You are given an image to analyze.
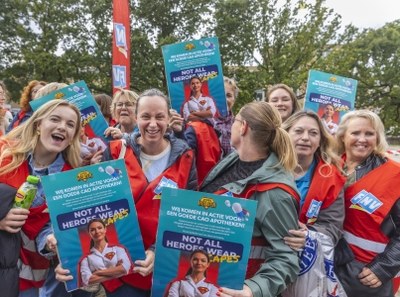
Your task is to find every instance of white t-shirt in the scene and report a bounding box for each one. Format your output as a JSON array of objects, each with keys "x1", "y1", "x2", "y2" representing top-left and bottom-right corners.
[{"x1": 140, "y1": 143, "x2": 171, "y2": 181}]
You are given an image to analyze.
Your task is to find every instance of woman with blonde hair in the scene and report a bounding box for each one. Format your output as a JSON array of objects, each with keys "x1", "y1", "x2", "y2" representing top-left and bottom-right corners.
[
  {"x1": 105, "y1": 89, "x2": 139, "y2": 140},
  {"x1": 34, "y1": 82, "x2": 68, "y2": 100},
  {"x1": 200, "y1": 101, "x2": 300, "y2": 297},
  {"x1": 282, "y1": 110, "x2": 346, "y2": 297},
  {"x1": 8, "y1": 80, "x2": 47, "y2": 131},
  {"x1": 0, "y1": 99, "x2": 90, "y2": 297},
  {"x1": 335, "y1": 110, "x2": 400, "y2": 297}
]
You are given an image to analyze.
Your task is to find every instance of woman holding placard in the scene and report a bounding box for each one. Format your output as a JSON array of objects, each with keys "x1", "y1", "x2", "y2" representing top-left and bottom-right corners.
[{"x1": 0, "y1": 99, "x2": 89, "y2": 297}]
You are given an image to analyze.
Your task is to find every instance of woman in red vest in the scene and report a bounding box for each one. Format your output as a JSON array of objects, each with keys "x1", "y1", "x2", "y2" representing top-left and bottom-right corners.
[
  {"x1": 334, "y1": 110, "x2": 400, "y2": 297},
  {"x1": 0, "y1": 100, "x2": 86, "y2": 297},
  {"x1": 282, "y1": 110, "x2": 346, "y2": 297},
  {"x1": 200, "y1": 101, "x2": 300, "y2": 297},
  {"x1": 56, "y1": 88, "x2": 197, "y2": 297}
]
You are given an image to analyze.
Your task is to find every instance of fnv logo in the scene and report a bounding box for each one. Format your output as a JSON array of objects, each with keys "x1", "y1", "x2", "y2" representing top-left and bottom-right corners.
[
  {"x1": 350, "y1": 190, "x2": 382, "y2": 214},
  {"x1": 298, "y1": 235, "x2": 318, "y2": 275},
  {"x1": 306, "y1": 199, "x2": 322, "y2": 224},
  {"x1": 112, "y1": 65, "x2": 127, "y2": 88}
]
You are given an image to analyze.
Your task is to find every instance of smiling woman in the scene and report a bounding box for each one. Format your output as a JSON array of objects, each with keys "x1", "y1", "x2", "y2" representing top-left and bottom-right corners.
[
  {"x1": 55, "y1": 88, "x2": 197, "y2": 297},
  {"x1": 0, "y1": 99, "x2": 87, "y2": 297},
  {"x1": 334, "y1": 110, "x2": 400, "y2": 297},
  {"x1": 105, "y1": 89, "x2": 139, "y2": 139},
  {"x1": 79, "y1": 219, "x2": 131, "y2": 288},
  {"x1": 266, "y1": 83, "x2": 301, "y2": 123}
]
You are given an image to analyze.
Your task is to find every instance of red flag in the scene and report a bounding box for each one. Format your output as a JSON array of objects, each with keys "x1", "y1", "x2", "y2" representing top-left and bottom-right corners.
[{"x1": 112, "y1": 0, "x2": 130, "y2": 93}]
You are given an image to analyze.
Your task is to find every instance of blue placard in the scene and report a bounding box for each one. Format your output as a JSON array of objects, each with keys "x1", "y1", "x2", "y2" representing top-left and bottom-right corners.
[
  {"x1": 152, "y1": 188, "x2": 257, "y2": 297},
  {"x1": 30, "y1": 81, "x2": 110, "y2": 143},
  {"x1": 304, "y1": 70, "x2": 358, "y2": 126},
  {"x1": 162, "y1": 37, "x2": 228, "y2": 118},
  {"x1": 41, "y1": 159, "x2": 145, "y2": 291}
]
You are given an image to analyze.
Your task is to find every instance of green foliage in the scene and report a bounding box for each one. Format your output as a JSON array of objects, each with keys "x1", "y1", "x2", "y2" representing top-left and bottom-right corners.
[
  {"x1": 0, "y1": 0, "x2": 113, "y2": 101},
  {"x1": 214, "y1": 0, "x2": 341, "y2": 100},
  {"x1": 0, "y1": 0, "x2": 399, "y2": 134},
  {"x1": 323, "y1": 21, "x2": 400, "y2": 134}
]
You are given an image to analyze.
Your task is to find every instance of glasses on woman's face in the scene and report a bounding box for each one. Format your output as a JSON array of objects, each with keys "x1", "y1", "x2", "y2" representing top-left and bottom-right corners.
[{"x1": 115, "y1": 101, "x2": 134, "y2": 109}]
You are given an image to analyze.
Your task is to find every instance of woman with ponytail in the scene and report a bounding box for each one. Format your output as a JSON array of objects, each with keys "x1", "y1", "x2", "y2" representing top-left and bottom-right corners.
[{"x1": 200, "y1": 101, "x2": 300, "y2": 297}]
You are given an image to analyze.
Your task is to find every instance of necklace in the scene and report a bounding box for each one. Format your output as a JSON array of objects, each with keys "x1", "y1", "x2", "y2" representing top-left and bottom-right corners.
[{"x1": 33, "y1": 157, "x2": 53, "y2": 168}]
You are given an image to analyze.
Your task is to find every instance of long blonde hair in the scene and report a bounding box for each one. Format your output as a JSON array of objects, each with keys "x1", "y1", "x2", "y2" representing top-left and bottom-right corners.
[
  {"x1": 239, "y1": 101, "x2": 297, "y2": 171},
  {"x1": 0, "y1": 100, "x2": 82, "y2": 174}
]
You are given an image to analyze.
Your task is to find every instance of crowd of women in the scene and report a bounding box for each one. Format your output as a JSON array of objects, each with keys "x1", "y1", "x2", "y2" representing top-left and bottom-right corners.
[{"x1": 0, "y1": 78, "x2": 399, "y2": 297}]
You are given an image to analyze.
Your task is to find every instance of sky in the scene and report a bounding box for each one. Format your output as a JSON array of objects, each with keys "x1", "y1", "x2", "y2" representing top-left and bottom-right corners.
[{"x1": 324, "y1": 0, "x2": 400, "y2": 29}]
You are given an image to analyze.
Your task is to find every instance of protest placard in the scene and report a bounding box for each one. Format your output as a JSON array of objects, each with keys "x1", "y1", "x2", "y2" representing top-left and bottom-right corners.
[
  {"x1": 304, "y1": 70, "x2": 358, "y2": 134},
  {"x1": 152, "y1": 188, "x2": 257, "y2": 297},
  {"x1": 41, "y1": 159, "x2": 145, "y2": 291},
  {"x1": 30, "y1": 80, "x2": 110, "y2": 143},
  {"x1": 162, "y1": 37, "x2": 228, "y2": 119}
]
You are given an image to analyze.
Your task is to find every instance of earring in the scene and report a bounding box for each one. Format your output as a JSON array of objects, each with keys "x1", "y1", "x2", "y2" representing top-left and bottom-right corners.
[{"x1": 36, "y1": 129, "x2": 40, "y2": 136}]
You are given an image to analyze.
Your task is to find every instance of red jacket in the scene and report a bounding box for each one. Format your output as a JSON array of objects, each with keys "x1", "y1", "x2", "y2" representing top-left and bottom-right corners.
[
  {"x1": 343, "y1": 160, "x2": 400, "y2": 263},
  {"x1": 187, "y1": 121, "x2": 221, "y2": 185}
]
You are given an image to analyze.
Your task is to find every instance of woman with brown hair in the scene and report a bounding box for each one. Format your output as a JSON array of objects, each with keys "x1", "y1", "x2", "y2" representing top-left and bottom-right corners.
[
  {"x1": 168, "y1": 250, "x2": 218, "y2": 297},
  {"x1": 266, "y1": 83, "x2": 301, "y2": 123}
]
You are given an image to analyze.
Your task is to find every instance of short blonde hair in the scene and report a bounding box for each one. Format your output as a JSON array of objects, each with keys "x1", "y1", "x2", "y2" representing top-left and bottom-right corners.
[
  {"x1": 224, "y1": 76, "x2": 239, "y2": 98},
  {"x1": 336, "y1": 109, "x2": 388, "y2": 157},
  {"x1": 111, "y1": 89, "x2": 139, "y2": 118}
]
